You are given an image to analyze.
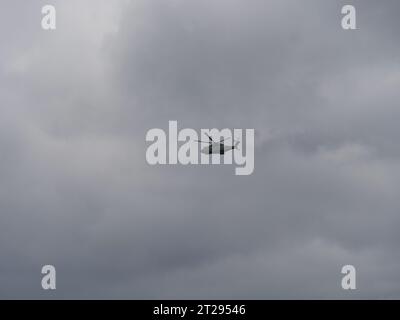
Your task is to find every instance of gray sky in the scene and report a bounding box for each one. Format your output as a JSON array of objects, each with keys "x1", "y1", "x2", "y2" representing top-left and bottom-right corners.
[{"x1": 1, "y1": 0, "x2": 400, "y2": 299}]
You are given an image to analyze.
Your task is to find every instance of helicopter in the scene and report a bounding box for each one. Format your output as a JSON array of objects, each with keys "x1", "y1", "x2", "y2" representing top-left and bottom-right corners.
[{"x1": 195, "y1": 133, "x2": 240, "y2": 155}]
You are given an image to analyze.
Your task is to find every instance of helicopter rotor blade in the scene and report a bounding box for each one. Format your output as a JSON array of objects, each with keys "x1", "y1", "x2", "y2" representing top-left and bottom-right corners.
[
  {"x1": 204, "y1": 133, "x2": 214, "y2": 142},
  {"x1": 219, "y1": 137, "x2": 231, "y2": 143},
  {"x1": 194, "y1": 140, "x2": 211, "y2": 144}
]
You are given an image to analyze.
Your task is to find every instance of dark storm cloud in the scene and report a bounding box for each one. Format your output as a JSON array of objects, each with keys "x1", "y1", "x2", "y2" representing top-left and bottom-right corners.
[{"x1": 1, "y1": 0, "x2": 400, "y2": 299}]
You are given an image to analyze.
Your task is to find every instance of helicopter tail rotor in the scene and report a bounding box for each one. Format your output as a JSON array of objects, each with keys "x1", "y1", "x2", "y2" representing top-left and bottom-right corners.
[{"x1": 233, "y1": 140, "x2": 240, "y2": 150}]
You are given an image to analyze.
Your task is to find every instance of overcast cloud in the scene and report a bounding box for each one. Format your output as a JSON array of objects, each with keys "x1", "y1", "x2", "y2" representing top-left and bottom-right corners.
[{"x1": 1, "y1": 0, "x2": 400, "y2": 299}]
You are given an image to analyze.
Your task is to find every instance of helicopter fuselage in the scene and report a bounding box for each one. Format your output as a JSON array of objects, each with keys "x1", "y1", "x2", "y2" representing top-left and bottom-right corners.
[{"x1": 201, "y1": 143, "x2": 235, "y2": 154}]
